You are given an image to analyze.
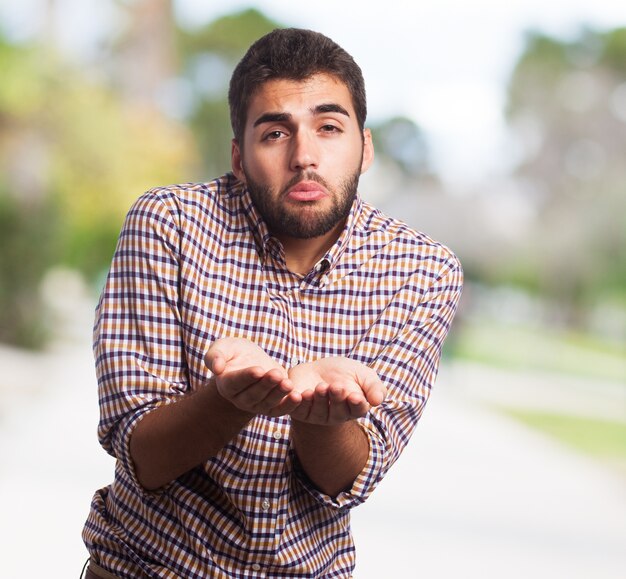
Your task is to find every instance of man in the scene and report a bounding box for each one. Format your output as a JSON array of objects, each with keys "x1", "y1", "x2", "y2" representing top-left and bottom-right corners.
[{"x1": 82, "y1": 28, "x2": 463, "y2": 578}]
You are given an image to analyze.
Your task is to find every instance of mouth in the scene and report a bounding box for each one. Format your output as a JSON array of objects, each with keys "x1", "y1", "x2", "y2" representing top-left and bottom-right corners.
[{"x1": 285, "y1": 180, "x2": 328, "y2": 202}]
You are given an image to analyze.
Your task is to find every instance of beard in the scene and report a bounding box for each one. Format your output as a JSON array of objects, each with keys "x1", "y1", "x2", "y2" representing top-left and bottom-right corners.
[{"x1": 243, "y1": 168, "x2": 361, "y2": 239}]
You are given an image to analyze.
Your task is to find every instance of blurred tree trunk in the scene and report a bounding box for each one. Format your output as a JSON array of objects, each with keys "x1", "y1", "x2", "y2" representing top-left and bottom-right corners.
[{"x1": 115, "y1": 0, "x2": 177, "y2": 105}]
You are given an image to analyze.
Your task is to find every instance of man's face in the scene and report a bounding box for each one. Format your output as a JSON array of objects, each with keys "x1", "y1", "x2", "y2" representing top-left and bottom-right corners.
[{"x1": 231, "y1": 73, "x2": 373, "y2": 241}]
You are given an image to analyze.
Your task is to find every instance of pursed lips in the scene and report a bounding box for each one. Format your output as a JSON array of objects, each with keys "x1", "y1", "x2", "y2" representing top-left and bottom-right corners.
[{"x1": 285, "y1": 180, "x2": 328, "y2": 202}]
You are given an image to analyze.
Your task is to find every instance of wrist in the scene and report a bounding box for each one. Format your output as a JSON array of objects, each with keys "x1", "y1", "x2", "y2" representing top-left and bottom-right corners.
[{"x1": 290, "y1": 418, "x2": 352, "y2": 436}]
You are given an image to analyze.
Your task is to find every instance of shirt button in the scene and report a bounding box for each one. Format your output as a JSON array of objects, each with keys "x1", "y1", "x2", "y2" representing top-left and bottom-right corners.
[
  {"x1": 261, "y1": 499, "x2": 271, "y2": 512},
  {"x1": 251, "y1": 563, "x2": 261, "y2": 571},
  {"x1": 290, "y1": 357, "x2": 299, "y2": 367},
  {"x1": 273, "y1": 430, "x2": 282, "y2": 440}
]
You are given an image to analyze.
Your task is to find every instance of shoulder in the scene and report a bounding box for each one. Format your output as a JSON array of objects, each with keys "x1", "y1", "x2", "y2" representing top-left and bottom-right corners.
[
  {"x1": 357, "y1": 201, "x2": 462, "y2": 276},
  {"x1": 130, "y1": 173, "x2": 244, "y2": 220}
]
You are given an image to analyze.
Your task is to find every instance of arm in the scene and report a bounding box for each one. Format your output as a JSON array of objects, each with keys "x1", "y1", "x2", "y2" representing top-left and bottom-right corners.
[
  {"x1": 93, "y1": 191, "x2": 302, "y2": 491},
  {"x1": 289, "y1": 254, "x2": 463, "y2": 500},
  {"x1": 130, "y1": 338, "x2": 302, "y2": 490},
  {"x1": 288, "y1": 358, "x2": 386, "y2": 497},
  {"x1": 290, "y1": 419, "x2": 370, "y2": 497},
  {"x1": 130, "y1": 377, "x2": 253, "y2": 490}
]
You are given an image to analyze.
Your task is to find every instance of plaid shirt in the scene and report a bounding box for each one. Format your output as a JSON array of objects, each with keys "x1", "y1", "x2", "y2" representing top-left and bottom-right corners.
[{"x1": 83, "y1": 173, "x2": 463, "y2": 578}]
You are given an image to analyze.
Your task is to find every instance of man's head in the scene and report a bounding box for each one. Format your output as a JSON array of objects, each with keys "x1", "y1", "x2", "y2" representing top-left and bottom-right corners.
[
  {"x1": 229, "y1": 29, "x2": 373, "y2": 246},
  {"x1": 228, "y1": 28, "x2": 367, "y2": 145}
]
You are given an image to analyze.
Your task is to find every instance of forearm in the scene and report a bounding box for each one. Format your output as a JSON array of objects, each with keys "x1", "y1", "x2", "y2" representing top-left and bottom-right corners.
[
  {"x1": 130, "y1": 378, "x2": 254, "y2": 490},
  {"x1": 290, "y1": 419, "x2": 369, "y2": 497}
]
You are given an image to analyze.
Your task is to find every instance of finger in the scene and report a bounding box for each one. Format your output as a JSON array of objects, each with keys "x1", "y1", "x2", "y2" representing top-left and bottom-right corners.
[
  {"x1": 266, "y1": 390, "x2": 303, "y2": 417},
  {"x1": 328, "y1": 385, "x2": 351, "y2": 423},
  {"x1": 346, "y1": 394, "x2": 371, "y2": 419},
  {"x1": 359, "y1": 372, "x2": 386, "y2": 406},
  {"x1": 306, "y1": 383, "x2": 330, "y2": 424},
  {"x1": 204, "y1": 347, "x2": 227, "y2": 374},
  {"x1": 216, "y1": 365, "x2": 266, "y2": 397},
  {"x1": 255, "y1": 377, "x2": 295, "y2": 409},
  {"x1": 327, "y1": 385, "x2": 369, "y2": 422},
  {"x1": 233, "y1": 369, "x2": 289, "y2": 406},
  {"x1": 290, "y1": 390, "x2": 314, "y2": 421}
]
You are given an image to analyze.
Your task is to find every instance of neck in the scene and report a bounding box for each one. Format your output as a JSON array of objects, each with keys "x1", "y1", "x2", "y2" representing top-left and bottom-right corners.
[{"x1": 277, "y1": 220, "x2": 344, "y2": 275}]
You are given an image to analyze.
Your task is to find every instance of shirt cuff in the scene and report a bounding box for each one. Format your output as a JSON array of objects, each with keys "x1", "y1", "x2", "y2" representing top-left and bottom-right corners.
[
  {"x1": 110, "y1": 400, "x2": 174, "y2": 498},
  {"x1": 291, "y1": 417, "x2": 387, "y2": 511}
]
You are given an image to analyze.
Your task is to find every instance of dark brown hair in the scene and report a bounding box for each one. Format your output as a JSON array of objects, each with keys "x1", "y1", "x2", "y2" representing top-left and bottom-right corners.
[{"x1": 228, "y1": 28, "x2": 367, "y2": 143}]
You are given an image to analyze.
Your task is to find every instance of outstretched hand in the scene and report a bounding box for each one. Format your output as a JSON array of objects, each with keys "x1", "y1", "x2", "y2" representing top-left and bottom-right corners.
[
  {"x1": 204, "y1": 338, "x2": 301, "y2": 416},
  {"x1": 288, "y1": 357, "x2": 386, "y2": 425}
]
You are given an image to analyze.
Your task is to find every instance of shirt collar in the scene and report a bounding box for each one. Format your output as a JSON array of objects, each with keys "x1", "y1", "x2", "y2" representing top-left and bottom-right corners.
[
  {"x1": 232, "y1": 177, "x2": 274, "y2": 258},
  {"x1": 318, "y1": 194, "x2": 363, "y2": 274}
]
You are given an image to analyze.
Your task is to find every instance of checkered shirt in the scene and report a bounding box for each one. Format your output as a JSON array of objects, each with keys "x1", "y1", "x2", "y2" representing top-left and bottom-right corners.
[{"x1": 82, "y1": 173, "x2": 463, "y2": 578}]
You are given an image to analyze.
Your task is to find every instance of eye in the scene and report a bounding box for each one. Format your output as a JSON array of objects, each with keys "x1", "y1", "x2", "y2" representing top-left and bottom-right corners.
[
  {"x1": 263, "y1": 130, "x2": 286, "y2": 141},
  {"x1": 320, "y1": 124, "x2": 342, "y2": 133}
]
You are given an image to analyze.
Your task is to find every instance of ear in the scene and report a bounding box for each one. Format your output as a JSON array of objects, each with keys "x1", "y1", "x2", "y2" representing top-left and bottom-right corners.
[
  {"x1": 231, "y1": 139, "x2": 246, "y2": 182},
  {"x1": 360, "y1": 128, "x2": 374, "y2": 174}
]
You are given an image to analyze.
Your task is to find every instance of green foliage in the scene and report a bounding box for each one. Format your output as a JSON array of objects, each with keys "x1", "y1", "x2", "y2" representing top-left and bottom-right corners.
[
  {"x1": 503, "y1": 27, "x2": 626, "y2": 324},
  {"x1": 179, "y1": 8, "x2": 280, "y2": 59},
  {"x1": 602, "y1": 27, "x2": 626, "y2": 73},
  {"x1": 0, "y1": 32, "x2": 196, "y2": 347},
  {"x1": 0, "y1": 40, "x2": 58, "y2": 347},
  {"x1": 0, "y1": 7, "x2": 285, "y2": 348},
  {"x1": 178, "y1": 9, "x2": 283, "y2": 177},
  {"x1": 0, "y1": 190, "x2": 60, "y2": 348},
  {"x1": 370, "y1": 116, "x2": 431, "y2": 177}
]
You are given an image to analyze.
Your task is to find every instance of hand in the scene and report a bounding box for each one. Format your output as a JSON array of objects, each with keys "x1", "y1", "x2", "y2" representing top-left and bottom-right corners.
[
  {"x1": 204, "y1": 338, "x2": 301, "y2": 416},
  {"x1": 288, "y1": 357, "x2": 386, "y2": 425}
]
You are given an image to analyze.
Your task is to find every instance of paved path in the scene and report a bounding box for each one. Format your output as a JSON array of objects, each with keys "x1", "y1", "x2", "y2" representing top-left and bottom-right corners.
[
  {"x1": 1, "y1": 342, "x2": 624, "y2": 578},
  {"x1": 352, "y1": 363, "x2": 626, "y2": 578}
]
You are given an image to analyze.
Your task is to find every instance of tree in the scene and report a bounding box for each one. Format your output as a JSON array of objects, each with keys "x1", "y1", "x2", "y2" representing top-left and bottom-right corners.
[
  {"x1": 0, "y1": 32, "x2": 196, "y2": 347},
  {"x1": 504, "y1": 27, "x2": 626, "y2": 326},
  {"x1": 177, "y1": 8, "x2": 283, "y2": 178},
  {"x1": 370, "y1": 116, "x2": 432, "y2": 178}
]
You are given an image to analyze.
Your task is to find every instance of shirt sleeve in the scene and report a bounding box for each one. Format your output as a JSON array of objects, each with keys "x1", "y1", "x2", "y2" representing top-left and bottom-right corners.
[
  {"x1": 93, "y1": 189, "x2": 189, "y2": 492},
  {"x1": 296, "y1": 251, "x2": 463, "y2": 510}
]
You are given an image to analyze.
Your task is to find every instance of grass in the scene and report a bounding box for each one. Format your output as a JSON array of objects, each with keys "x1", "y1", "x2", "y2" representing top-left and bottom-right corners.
[
  {"x1": 502, "y1": 408, "x2": 626, "y2": 474},
  {"x1": 448, "y1": 318, "x2": 626, "y2": 475},
  {"x1": 450, "y1": 319, "x2": 626, "y2": 384}
]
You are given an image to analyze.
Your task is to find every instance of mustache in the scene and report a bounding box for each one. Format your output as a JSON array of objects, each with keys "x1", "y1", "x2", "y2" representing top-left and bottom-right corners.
[{"x1": 280, "y1": 171, "x2": 330, "y2": 196}]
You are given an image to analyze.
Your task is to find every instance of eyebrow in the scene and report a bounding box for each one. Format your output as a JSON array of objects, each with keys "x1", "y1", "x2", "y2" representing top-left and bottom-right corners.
[
  {"x1": 253, "y1": 112, "x2": 292, "y2": 127},
  {"x1": 252, "y1": 103, "x2": 351, "y2": 128},
  {"x1": 315, "y1": 103, "x2": 350, "y2": 117}
]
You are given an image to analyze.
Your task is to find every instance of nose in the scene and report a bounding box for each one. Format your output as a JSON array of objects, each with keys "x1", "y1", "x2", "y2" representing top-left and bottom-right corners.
[{"x1": 289, "y1": 130, "x2": 319, "y2": 172}]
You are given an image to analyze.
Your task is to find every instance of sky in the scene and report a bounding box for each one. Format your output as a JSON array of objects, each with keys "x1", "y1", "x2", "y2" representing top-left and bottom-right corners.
[
  {"x1": 176, "y1": 1, "x2": 626, "y2": 184},
  {"x1": 2, "y1": 0, "x2": 626, "y2": 184}
]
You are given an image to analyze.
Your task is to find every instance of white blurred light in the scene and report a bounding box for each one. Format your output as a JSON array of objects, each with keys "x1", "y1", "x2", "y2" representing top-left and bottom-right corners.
[
  {"x1": 155, "y1": 77, "x2": 196, "y2": 120},
  {"x1": 563, "y1": 139, "x2": 607, "y2": 181},
  {"x1": 511, "y1": 112, "x2": 545, "y2": 163},
  {"x1": 408, "y1": 81, "x2": 506, "y2": 184},
  {"x1": 190, "y1": 53, "x2": 231, "y2": 98},
  {"x1": 557, "y1": 71, "x2": 599, "y2": 113},
  {"x1": 609, "y1": 82, "x2": 626, "y2": 122}
]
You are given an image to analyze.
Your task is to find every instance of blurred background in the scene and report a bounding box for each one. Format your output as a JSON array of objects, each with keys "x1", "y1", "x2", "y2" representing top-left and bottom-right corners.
[{"x1": 0, "y1": 1, "x2": 624, "y2": 577}]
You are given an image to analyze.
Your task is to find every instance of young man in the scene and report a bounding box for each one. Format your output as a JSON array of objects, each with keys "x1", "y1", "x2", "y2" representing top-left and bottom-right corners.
[{"x1": 82, "y1": 28, "x2": 463, "y2": 578}]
